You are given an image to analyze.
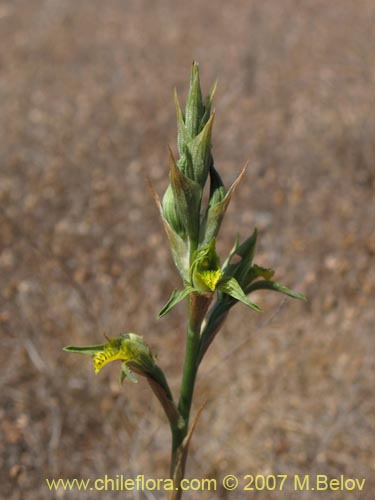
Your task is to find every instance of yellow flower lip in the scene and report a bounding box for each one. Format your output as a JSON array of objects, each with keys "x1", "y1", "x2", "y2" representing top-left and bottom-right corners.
[
  {"x1": 93, "y1": 347, "x2": 126, "y2": 374},
  {"x1": 199, "y1": 269, "x2": 222, "y2": 291}
]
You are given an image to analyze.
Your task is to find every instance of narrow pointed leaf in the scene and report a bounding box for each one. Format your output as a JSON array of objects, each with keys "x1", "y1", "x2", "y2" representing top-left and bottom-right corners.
[
  {"x1": 217, "y1": 276, "x2": 262, "y2": 312},
  {"x1": 158, "y1": 286, "x2": 195, "y2": 318},
  {"x1": 245, "y1": 280, "x2": 307, "y2": 301}
]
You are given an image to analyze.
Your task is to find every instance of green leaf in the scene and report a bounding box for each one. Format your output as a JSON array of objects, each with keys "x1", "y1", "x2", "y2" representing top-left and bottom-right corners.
[
  {"x1": 217, "y1": 276, "x2": 262, "y2": 312},
  {"x1": 200, "y1": 162, "x2": 248, "y2": 245},
  {"x1": 245, "y1": 280, "x2": 307, "y2": 301},
  {"x1": 168, "y1": 147, "x2": 202, "y2": 244},
  {"x1": 158, "y1": 286, "x2": 195, "y2": 318}
]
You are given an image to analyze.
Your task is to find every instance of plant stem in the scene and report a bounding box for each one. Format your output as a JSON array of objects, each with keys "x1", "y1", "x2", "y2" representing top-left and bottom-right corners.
[{"x1": 168, "y1": 292, "x2": 211, "y2": 498}]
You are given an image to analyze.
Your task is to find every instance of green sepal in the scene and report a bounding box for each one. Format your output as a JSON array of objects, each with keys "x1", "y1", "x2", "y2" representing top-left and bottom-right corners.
[
  {"x1": 63, "y1": 344, "x2": 106, "y2": 355},
  {"x1": 245, "y1": 280, "x2": 307, "y2": 301},
  {"x1": 217, "y1": 276, "x2": 262, "y2": 312},
  {"x1": 158, "y1": 285, "x2": 195, "y2": 318},
  {"x1": 168, "y1": 147, "x2": 202, "y2": 244},
  {"x1": 200, "y1": 163, "x2": 248, "y2": 245}
]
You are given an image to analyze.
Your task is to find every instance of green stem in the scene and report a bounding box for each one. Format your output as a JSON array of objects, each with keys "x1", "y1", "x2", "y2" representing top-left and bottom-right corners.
[{"x1": 168, "y1": 292, "x2": 211, "y2": 497}]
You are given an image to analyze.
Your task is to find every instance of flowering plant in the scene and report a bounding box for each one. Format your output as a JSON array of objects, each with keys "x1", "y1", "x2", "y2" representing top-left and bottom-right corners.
[{"x1": 64, "y1": 62, "x2": 305, "y2": 499}]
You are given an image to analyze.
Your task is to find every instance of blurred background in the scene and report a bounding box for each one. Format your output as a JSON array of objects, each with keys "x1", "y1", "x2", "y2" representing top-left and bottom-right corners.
[{"x1": 0, "y1": 0, "x2": 374, "y2": 498}]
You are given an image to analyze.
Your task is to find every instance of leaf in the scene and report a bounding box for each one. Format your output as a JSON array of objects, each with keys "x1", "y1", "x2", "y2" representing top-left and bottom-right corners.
[
  {"x1": 200, "y1": 162, "x2": 248, "y2": 245},
  {"x1": 158, "y1": 286, "x2": 195, "y2": 318},
  {"x1": 245, "y1": 280, "x2": 307, "y2": 301},
  {"x1": 217, "y1": 276, "x2": 262, "y2": 312}
]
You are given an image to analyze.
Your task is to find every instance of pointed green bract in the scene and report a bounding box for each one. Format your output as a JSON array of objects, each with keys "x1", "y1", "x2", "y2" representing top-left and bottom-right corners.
[
  {"x1": 150, "y1": 179, "x2": 190, "y2": 281},
  {"x1": 162, "y1": 184, "x2": 185, "y2": 238},
  {"x1": 158, "y1": 286, "x2": 195, "y2": 318},
  {"x1": 217, "y1": 276, "x2": 262, "y2": 312},
  {"x1": 221, "y1": 228, "x2": 258, "y2": 289},
  {"x1": 188, "y1": 113, "x2": 214, "y2": 187},
  {"x1": 168, "y1": 147, "x2": 202, "y2": 245},
  {"x1": 185, "y1": 62, "x2": 205, "y2": 137},
  {"x1": 200, "y1": 163, "x2": 248, "y2": 245}
]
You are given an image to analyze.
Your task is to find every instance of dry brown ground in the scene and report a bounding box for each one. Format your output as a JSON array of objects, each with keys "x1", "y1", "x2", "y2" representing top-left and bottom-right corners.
[{"x1": 0, "y1": 1, "x2": 374, "y2": 499}]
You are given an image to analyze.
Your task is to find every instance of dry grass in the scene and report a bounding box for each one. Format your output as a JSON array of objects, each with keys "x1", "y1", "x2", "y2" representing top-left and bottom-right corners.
[{"x1": 0, "y1": 0, "x2": 374, "y2": 498}]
